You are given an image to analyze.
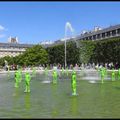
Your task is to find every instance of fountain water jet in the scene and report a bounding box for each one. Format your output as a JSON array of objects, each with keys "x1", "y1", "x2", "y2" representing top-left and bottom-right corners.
[{"x1": 64, "y1": 22, "x2": 74, "y2": 68}]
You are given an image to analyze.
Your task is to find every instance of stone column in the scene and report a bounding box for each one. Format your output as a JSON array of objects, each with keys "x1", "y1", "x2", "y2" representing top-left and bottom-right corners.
[
  {"x1": 116, "y1": 29, "x2": 118, "y2": 36},
  {"x1": 91, "y1": 36, "x2": 93, "y2": 40},
  {"x1": 100, "y1": 33, "x2": 102, "y2": 39},
  {"x1": 110, "y1": 31, "x2": 112, "y2": 37},
  {"x1": 105, "y1": 32, "x2": 107, "y2": 38}
]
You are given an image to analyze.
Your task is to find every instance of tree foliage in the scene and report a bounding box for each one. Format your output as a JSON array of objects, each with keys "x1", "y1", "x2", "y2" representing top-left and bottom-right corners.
[
  {"x1": 20, "y1": 45, "x2": 49, "y2": 66},
  {"x1": 78, "y1": 40, "x2": 96, "y2": 64},
  {"x1": 0, "y1": 44, "x2": 48, "y2": 67},
  {"x1": 46, "y1": 41, "x2": 79, "y2": 66},
  {"x1": 91, "y1": 37, "x2": 120, "y2": 65},
  {"x1": 0, "y1": 37, "x2": 120, "y2": 67}
]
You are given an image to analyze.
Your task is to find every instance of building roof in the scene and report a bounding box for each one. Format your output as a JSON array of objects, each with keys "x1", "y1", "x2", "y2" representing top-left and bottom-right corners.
[
  {"x1": 76, "y1": 24, "x2": 120, "y2": 39},
  {"x1": 45, "y1": 24, "x2": 120, "y2": 48},
  {"x1": 0, "y1": 42, "x2": 34, "y2": 48}
]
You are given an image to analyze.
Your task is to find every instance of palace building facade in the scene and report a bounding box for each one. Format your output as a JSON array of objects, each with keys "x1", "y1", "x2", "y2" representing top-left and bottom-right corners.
[
  {"x1": 76, "y1": 24, "x2": 120, "y2": 41},
  {"x1": 0, "y1": 37, "x2": 33, "y2": 58},
  {"x1": 1, "y1": 24, "x2": 120, "y2": 58},
  {"x1": 45, "y1": 24, "x2": 120, "y2": 48}
]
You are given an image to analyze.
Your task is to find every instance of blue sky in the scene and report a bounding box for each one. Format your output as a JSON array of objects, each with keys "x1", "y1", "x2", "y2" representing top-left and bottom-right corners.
[{"x1": 0, "y1": 1, "x2": 120, "y2": 44}]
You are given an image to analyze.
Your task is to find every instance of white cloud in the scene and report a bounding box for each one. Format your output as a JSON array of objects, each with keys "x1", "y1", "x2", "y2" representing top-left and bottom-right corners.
[
  {"x1": 0, "y1": 25, "x2": 7, "y2": 39},
  {"x1": 0, "y1": 25, "x2": 7, "y2": 31},
  {"x1": 0, "y1": 34, "x2": 5, "y2": 38},
  {"x1": 0, "y1": 25, "x2": 5, "y2": 31}
]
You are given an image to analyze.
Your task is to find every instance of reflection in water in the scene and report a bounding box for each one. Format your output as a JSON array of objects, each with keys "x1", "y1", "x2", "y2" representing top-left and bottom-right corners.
[
  {"x1": 2, "y1": 70, "x2": 120, "y2": 118},
  {"x1": 12, "y1": 87, "x2": 31, "y2": 118},
  {"x1": 51, "y1": 79, "x2": 58, "y2": 93},
  {"x1": 51, "y1": 107, "x2": 59, "y2": 118},
  {"x1": 100, "y1": 84, "x2": 106, "y2": 97},
  {"x1": 12, "y1": 88, "x2": 21, "y2": 113},
  {"x1": 13, "y1": 87, "x2": 19, "y2": 97},
  {"x1": 70, "y1": 96, "x2": 78, "y2": 117},
  {"x1": 24, "y1": 93, "x2": 31, "y2": 110},
  {"x1": 51, "y1": 84, "x2": 59, "y2": 118}
]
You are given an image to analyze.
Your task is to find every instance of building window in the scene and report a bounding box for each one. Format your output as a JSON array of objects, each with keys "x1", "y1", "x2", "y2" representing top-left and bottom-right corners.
[
  {"x1": 93, "y1": 35, "x2": 96, "y2": 40},
  {"x1": 85, "y1": 37, "x2": 88, "y2": 40},
  {"x1": 112, "y1": 30, "x2": 116, "y2": 36},
  {"x1": 117, "y1": 29, "x2": 120, "y2": 34},
  {"x1": 89, "y1": 36, "x2": 92, "y2": 40},
  {"x1": 106, "y1": 32, "x2": 110, "y2": 37},
  {"x1": 102, "y1": 33, "x2": 105, "y2": 38},
  {"x1": 97, "y1": 34, "x2": 100, "y2": 39}
]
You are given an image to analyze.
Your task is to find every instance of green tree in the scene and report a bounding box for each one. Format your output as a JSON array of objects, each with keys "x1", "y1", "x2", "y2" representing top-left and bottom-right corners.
[
  {"x1": 78, "y1": 40, "x2": 95, "y2": 64},
  {"x1": 46, "y1": 41, "x2": 79, "y2": 66},
  {"x1": 19, "y1": 44, "x2": 49, "y2": 66}
]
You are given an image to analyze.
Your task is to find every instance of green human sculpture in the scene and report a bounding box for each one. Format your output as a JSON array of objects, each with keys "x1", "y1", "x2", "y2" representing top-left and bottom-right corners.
[
  {"x1": 104, "y1": 67, "x2": 107, "y2": 76},
  {"x1": 112, "y1": 68, "x2": 115, "y2": 81},
  {"x1": 98, "y1": 67, "x2": 102, "y2": 76},
  {"x1": 14, "y1": 71, "x2": 20, "y2": 88},
  {"x1": 52, "y1": 70, "x2": 57, "y2": 84},
  {"x1": 100, "y1": 68, "x2": 105, "y2": 84},
  {"x1": 71, "y1": 71, "x2": 77, "y2": 95},
  {"x1": 62, "y1": 67, "x2": 64, "y2": 75},
  {"x1": 18, "y1": 68, "x2": 22, "y2": 82},
  {"x1": 24, "y1": 72, "x2": 31, "y2": 93},
  {"x1": 118, "y1": 68, "x2": 120, "y2": 80}
]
